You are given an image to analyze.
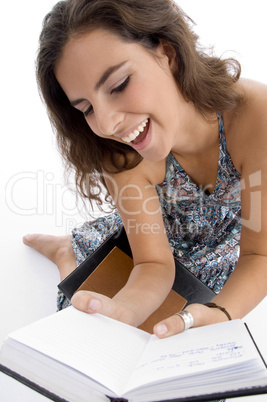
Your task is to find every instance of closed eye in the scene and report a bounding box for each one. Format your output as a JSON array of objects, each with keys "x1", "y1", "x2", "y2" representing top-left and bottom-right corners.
[
  {"x1": 83, "y1": 76, "x2": 131, "y2": 117},
  {"x1": 111, "y1": 76, "x2": 131, "y2": 95},
  {"x1": 83, "y1": 104, "x2": 93, "y2": 117}
]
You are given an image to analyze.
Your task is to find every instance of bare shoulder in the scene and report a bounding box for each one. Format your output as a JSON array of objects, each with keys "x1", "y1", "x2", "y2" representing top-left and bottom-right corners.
[
  {"x1": 131, "y1": 157, "x2": 167, "y2": 185},
  {"x1": 240, "y1": 78, "x2": 267, "y2": 119},
  {"x1": 224, "y1": 79, "x2": 267, "y2": 173},
  {"x1": 106, "y1": 156, "x2": 167, "y2": 189}
]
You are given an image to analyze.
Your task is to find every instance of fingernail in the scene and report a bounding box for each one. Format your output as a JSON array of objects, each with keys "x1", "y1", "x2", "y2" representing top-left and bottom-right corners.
[
  {"x1": 88, "y1": 299, "x2": 101, "y2": 311},
  {"x1": 154, "y1": 323, "x2": 168, "y2": 336}
]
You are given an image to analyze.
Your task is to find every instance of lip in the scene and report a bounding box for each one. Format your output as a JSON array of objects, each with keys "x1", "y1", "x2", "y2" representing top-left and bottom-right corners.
[{"x1": 129, "y1": 118, "x2": 151, "y2": 151}]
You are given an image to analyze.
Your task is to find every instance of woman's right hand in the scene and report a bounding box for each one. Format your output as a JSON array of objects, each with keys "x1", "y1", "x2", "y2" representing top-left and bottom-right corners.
[{"x1": 71, "y1": 290, "x2": 138, "y2": 326}]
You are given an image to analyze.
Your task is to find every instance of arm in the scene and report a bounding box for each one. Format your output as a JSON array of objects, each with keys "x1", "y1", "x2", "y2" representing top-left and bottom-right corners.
[
  {"x1": 72, "y1": 159, "x2": 176, "y2": 327},
  {"x1": 154, "y1": 81, "x2": 267, "y2": 337}
]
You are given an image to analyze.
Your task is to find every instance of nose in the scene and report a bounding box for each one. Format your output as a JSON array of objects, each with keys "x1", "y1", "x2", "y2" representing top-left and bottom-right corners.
[{"x1": 94, "y1": 102, "x2": 124, "y2": 137}]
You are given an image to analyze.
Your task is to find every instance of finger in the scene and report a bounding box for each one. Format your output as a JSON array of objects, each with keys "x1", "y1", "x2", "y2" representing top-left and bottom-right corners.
[
  {"x1": 71, "y1": 291, "x2": 116, "y2": 317},
  {"x1": 153, "y1": 314, "x2": 189, "y2": 338}
]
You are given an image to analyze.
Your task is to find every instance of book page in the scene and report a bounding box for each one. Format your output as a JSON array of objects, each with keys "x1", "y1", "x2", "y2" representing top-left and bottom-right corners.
[
  {"x1": 125, "y1": 320, "x2": 263, "y2": 393},
  {"x1": 8, "y1": 307, "x2": 151, "y2": 396}
]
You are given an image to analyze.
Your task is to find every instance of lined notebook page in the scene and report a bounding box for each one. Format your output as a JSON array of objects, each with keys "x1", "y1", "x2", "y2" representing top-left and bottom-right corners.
[
  {"x1": 9, "y1": 307, "x2": 151, "y2": 395},
  {"x1": 125, "y1": 319, "x2": 261, "y2": 393}
]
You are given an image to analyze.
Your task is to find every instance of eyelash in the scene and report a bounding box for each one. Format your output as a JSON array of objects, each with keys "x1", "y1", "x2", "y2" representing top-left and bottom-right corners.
[
  {"x1": 83, "y1": 76, "x2": 131, "y2": 117},
  {"x1": 111, "y1": 75, "x2": 131, "y2": 95},
  {"x1": 84, "y1": 105, "x2": 93, "y2": 117}
]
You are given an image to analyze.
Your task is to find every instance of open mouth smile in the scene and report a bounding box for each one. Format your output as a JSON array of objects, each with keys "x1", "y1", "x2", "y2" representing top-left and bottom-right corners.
[{"x1": 121, "y1": 119, "x2": 149, "y2": 145}]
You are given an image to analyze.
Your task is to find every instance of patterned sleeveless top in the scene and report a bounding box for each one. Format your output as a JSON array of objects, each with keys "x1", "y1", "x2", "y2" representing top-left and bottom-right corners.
[
  {"x1": 155, "y1": 114, "x2": 241, "y2": 293},
  {"x1": 70, "y1": 114, "x2": 241, "y2": 301}
]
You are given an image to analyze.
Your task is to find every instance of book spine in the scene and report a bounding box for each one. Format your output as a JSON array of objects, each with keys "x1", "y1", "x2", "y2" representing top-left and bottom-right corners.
[{"x1": 0, "y1": 364, "x2": 68, "y2": 402}]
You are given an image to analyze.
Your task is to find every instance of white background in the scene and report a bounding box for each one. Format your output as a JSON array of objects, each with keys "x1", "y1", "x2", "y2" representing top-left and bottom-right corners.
[{"x1": 1, "y1": 1, "x2": 267, "y2": 400}]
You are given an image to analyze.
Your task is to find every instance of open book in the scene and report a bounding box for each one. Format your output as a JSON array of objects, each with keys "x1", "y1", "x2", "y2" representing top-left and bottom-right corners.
[{"x1": 1, "y1": 307, "x2": 267, "y2": 402}]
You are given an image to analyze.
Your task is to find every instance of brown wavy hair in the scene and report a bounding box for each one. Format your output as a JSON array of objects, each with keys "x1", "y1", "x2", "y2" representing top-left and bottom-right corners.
[{"x1": 37, "y1": 0, "x2": 244, "y2": 207}]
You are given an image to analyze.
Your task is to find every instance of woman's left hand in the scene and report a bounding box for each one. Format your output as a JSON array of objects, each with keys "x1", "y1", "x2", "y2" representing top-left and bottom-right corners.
[{"x1": 153, "y1": 303, "x2": 230, "y2": 338}]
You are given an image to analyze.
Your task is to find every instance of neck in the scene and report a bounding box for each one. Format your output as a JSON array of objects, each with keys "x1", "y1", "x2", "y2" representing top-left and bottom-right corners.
[{"x1": 171, "y1": 105, "x2": 219, "y2": 157}]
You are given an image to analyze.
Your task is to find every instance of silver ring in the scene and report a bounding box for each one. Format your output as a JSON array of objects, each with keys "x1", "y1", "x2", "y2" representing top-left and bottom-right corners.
[{"x1": 175, "y1": 310, "x2": 194, "y2": 330}]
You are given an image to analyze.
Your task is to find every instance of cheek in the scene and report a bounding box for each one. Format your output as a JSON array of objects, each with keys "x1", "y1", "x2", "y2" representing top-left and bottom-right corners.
[
  {"x1": 85, "y1": 116, "x2": 102, "y2": 138},
  {"x1": 126, "y1": 81, "x2": 159, "y2": 113}
]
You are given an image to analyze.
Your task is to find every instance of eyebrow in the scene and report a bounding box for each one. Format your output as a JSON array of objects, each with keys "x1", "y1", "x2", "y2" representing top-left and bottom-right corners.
[{"x1": 70, "y1": 61, "x2": 128, "y2": 107}]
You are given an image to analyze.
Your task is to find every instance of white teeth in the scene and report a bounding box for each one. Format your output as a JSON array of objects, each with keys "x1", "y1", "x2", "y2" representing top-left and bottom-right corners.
[
  {"x1": 128, "y1": 133, "x2": 136, "y2": 141},
  {"x1": 122, "y1": 119, "x2": 149, "y2": 144}
]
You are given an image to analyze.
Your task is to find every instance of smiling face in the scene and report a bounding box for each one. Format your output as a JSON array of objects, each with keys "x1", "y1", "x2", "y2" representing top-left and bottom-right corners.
[{"x1": 55, "y1": 29, "x2": 187, "y2": 161}]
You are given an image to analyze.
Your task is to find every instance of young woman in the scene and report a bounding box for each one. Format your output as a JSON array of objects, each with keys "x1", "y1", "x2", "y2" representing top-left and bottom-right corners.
[{"x1": 24, "y1": 0, "x2": 267, "y2": 338}]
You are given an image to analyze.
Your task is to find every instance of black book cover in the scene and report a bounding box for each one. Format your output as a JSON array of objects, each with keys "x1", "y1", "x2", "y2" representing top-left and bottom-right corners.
[{"x1": 58, "y1": 225, "x2": 215, "y2": 304}]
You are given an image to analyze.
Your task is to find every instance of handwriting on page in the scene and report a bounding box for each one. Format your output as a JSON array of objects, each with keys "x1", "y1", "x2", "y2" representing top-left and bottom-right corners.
[
  {"x1": 123, "y1": 321, "x2": 257, "y2": 393},
  {"x1": 139, "y1": 342, "x2": 243, "y2": 371}
]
